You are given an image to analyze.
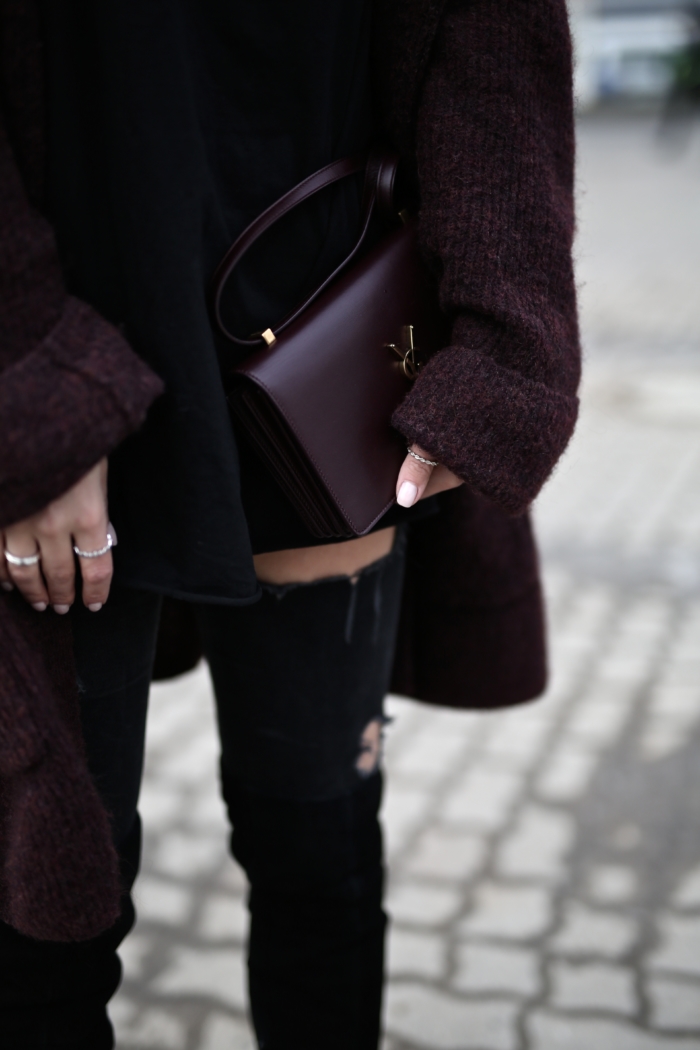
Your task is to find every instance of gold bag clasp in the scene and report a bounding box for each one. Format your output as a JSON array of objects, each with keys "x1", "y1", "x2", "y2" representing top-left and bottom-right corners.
[{"x1": 386, "y1": 324, "x2": 421, "y2": 380}]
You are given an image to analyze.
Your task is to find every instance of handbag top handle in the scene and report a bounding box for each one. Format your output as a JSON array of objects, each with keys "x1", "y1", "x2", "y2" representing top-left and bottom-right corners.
[{"x1": 210, "y1": 150, "x2": 399, "y2": 348}]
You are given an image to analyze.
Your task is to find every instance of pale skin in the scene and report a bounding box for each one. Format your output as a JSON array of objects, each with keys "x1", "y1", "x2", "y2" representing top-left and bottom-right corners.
[{"x1": 0, "y1": 446, "x2": 462, "y2": 608}]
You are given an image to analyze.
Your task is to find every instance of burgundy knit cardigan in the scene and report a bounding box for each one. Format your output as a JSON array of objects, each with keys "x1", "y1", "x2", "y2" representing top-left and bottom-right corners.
[{"x1": 0, "y1": 0, "x2": 579, "y2": 941}]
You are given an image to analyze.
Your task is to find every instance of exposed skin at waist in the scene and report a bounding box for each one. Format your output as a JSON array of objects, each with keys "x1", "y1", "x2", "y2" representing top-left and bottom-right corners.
[{"x1": 253, "y1": 526, "x2": 396, "y2": 585}]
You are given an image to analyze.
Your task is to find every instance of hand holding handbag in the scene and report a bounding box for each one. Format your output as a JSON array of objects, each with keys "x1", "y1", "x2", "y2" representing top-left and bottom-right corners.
[{"x1": 211, "y1": 151, "x2": 445, "y2": 539}]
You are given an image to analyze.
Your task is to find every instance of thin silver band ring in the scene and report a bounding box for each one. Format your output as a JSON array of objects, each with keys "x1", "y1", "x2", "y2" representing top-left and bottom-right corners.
[
  {"x1": 73, "y1": 533, "x2": 114, "y2": 559},
  {"x1": 4, "y1": 549, "x2": 41, "y2": 567},
  {"x1": 407, "y1": 448, "x2": 439, "y2": 467}
]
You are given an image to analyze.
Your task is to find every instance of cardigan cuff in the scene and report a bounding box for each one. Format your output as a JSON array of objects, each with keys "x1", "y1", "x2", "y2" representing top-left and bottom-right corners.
[
  {"x1": 0, "y1": 297, "x2": 163, "y2": 528},
  {"x1": 392, "y1": 343, "x2": 579, "y2": 516}
]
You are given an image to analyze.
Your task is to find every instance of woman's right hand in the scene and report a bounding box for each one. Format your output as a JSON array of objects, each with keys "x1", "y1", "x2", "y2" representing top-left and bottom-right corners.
[{"x1": 0, "y1": 458, "x2": 115, "y2": 613}]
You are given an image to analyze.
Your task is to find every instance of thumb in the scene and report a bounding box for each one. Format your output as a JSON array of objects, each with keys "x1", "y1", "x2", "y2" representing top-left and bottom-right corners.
[{"x1": 396, "y1": 446, "x2": 438, "y2": 508}]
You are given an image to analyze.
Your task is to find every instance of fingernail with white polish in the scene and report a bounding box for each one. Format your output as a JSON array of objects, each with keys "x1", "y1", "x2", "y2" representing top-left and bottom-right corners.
[
  {"x1": 1, "y1": 582, "x2": 13, "y2": 592},
  {"x1": 32, "y1": 602, "x2": 47, "y2": 612},
  {"x1": 53, "y1": 604, "x2": 70, "y2": 615},
  {"x1": 397, "y1": 481, "x2": 418, "y2": 508},
  {"x1": 88, "y1": 602, "x2": 103, "y2": 612}
]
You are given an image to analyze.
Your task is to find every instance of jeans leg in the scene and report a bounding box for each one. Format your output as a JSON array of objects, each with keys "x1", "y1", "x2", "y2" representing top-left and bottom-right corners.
[
  {"x1": 0, "y1": 586, "x2": 161, "y2": 1049},
  {"x1": 225, "y1": 771, "x2": 386, "y2": 1050},
  {"x1": 198, "y1": 532, "x2": 406, "y2": 1050}
]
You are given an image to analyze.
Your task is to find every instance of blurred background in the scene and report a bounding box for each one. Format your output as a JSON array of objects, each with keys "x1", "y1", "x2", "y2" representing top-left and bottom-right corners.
[{"x1": 111, "y1": 6, "x2": 700, "y2": 1048}]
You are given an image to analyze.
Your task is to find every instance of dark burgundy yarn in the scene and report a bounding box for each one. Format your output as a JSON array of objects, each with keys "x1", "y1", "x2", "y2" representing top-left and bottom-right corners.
[{"x1": 0, "y1": 0, "x2": 579, "y2": 941}]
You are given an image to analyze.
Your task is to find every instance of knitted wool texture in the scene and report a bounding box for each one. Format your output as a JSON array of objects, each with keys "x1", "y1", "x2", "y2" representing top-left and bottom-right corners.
[
  {"x1": 0, "y1": 594, "x2": 123, "y2": 941},
  {"x1": 388, "y1": 0, "x2": 580, "y2": 512}
]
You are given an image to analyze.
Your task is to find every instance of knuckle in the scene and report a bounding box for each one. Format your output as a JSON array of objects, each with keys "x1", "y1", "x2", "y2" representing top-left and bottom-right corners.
[
  {"x1": 37, "y1": 510, "x2": 64, "y2": 539},
  {"x1": 76, "y1": 507, "x2": 105, "y2": 533},
  {"x1": 83, "y1": 562, "x2": 112, "y2": 586},
  {"x1": 47, "y1": 569, "x2": 74, "y2": 589}
]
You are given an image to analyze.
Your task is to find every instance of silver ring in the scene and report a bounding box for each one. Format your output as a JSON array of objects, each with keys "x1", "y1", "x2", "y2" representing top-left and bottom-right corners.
[
  {"x1": 4, "y1": 549, "x2": 41, "y2": 567},
  {"x1": 407, "y1": 447, "x2": 438, "y2": 467},
  {"x1": 73, "y1": 532, "x2": 114, "y2": 559}
]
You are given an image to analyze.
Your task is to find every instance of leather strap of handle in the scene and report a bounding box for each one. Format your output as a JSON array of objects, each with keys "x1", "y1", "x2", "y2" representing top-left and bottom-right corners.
[{"x1": 211, "y1": 149, "x2": 399, "y2": 347}]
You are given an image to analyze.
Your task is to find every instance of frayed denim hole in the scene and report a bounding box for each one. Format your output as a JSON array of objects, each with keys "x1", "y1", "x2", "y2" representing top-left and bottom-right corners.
[{"x1": 355, "y1": 717, "x2": 386, "y2": 777}]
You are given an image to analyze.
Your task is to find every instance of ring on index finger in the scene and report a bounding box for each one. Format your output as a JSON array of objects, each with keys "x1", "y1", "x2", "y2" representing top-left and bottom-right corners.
[{"x1": 4, "y1": 548, "x2": 41, "y2": 567}]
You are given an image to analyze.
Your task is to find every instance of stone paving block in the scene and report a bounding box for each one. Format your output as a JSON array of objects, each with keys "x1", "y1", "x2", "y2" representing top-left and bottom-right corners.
[
  {"x1": 153, "y1": 947, "x2": 247, "y2": 1011},
  {"x1": 566, "y1": 697, "x2": 632, "y2": 749},
  {"x1": 640, "y1": 714, "x2": 698, "y2": 762},
  {"x1": 387, "y1": 883, "x2": 463, "y2": 926},
  {"x1": 453, "y1": 943, "x2": 540, "y2": 997},
  {"x1": 586, "y1": 865, "x2": 638, "y2": 905},
  {"x1": 672, "y1": 865, "x2": 700, "y2": 909},
  {"x1": 111, "y1": 998, "x2": 187, "y2": 1049},
  {"x1": 146, "y1": 667, "x2": 211, "y2": 748},
  {"x1": 139, "y1": 781, "x2": 188, "y2": 825},
  {"x1": 549, "y1": 903, "x2": 637, "y2": 959},
  {"x1": 215, "y1": 860, "x2": 249, "y2": 895},
  {"x1": 528, "y1": 1011, "x2": 700, "y2": 1050},
  {"x1": 155, "y1": 731, "x2": 220, "y2": 786},
  {"x1": 495, "y1": 805, "x2": 575, "y2": 882},
  {"x1": 648, "y1": 915, "x2": 700, "y2": 977},
  {"x1": 382, "y1": 785, "x2": 433, "y2": 856},
  {"x1": 385, "y1": 983, "x2": 519, "y2": 1050},
  {"x1": 199, "y1": 894, "x2": 248, "y2": 942},
  {"x1": 548, "y1": 960, "x2": 636, "y2": 1015},
  {"x1": 481, "y1": 715, "x2": 552, "y2": 769},
  {"x1": 198, "y1": 1013, "x2": 256, "y2": 1050},
  {"x1": 390, "y1": 729, "x2": 470, "y2": 783},
  {"x1": 419, "y1": 706, "x2": 484, "y2": 740},
  {"x1": 404, "y1": 827, "x2": 486, "y2": 881},
  {"x1": 662, "y1": 660, "x2": 700, "y2": 688},
  {"x1": 119, "y1": 931, "x2": 153, "y2": 981},
  {"x1": 596, "y1": 652, "x2": 656, "y2": 686},
  {"x1": 648, "y1": 683, "x2": 700, "y2": 716},
  {"x1": 647, "y1": 975, "x2": 700, "y2": 1030},
  {"x1": 387, "y1": 929, "x2": 446, "y2": 979},
  {"x1": 134, "y1": 875, "x2": 192, "y2": 924},
  {"x1": 459, "y1": 883, "x2": 553, "y2": 940},
  {"x1": 152, "y1": 831, "x2": 227, "y2": 879},
  {"x1": 535, "y1": 743, "x2": 599, "y2": 803},
  {"x1": 186, "y1": 790, "x2": 230, "y2": 832},
  {"x1": 441, "y1": 764, "x2": 524, "y2": 830}
]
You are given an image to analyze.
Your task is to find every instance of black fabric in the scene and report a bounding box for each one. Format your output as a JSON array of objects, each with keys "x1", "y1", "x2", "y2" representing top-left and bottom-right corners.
[
  {"x1": 231, "y1": 774, "x2": 386, "y2": 1050},
  {"x1": 199, "y1": 538, "x2": 406, "y2": 800},
  {"x1": 37, "y1": 0, "x2": 425, "y2": 594},
  {"x1": 0, "y1": 537, "x2": 406, "y2": 1047}
]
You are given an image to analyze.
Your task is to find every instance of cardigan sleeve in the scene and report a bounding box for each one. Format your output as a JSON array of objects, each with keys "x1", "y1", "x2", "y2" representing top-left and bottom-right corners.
[
  {"x1": 391, "y1": 0, "x2": 580, "y2": 515},
  {"x1": 0, "y1": 119, "x2": 163, "y2": 530}
]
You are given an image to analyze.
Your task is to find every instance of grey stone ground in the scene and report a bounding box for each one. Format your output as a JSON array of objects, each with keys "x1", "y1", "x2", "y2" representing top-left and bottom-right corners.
[{"x1": 111, "y1": 115, "x2": 700, "y2": 1049}]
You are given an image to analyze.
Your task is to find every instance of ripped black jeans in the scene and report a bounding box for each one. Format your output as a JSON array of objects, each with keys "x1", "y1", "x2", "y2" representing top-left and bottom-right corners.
[{"x1": 0, "y1": 530, "x2": 406, "y2": 1050}]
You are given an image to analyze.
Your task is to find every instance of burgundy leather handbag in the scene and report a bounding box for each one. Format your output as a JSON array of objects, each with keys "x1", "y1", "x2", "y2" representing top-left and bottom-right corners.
[{"x1": 211, "y1": 151, "x2": 444, "y2": 539}]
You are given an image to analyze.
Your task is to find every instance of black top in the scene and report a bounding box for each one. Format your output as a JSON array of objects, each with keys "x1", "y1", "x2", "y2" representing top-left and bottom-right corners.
[{"x1": 41, "y1": 0, "x2": 434, "y2": 603}]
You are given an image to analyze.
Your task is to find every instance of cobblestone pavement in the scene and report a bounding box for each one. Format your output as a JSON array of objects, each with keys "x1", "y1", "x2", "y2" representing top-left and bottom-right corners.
[{"x1": 111, "y1": 115, "x2": 700, "y2": 1049}]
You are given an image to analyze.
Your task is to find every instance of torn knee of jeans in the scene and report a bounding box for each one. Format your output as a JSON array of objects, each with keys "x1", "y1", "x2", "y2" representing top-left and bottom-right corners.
[{"x1": 355, "y1": 717, "x2": 388, "y2": 777}]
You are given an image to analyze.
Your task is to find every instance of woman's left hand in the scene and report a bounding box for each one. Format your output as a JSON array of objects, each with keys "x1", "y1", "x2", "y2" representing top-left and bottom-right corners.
[{"x1": 396, "y1": 444, "x2": 463, "y2": 507}]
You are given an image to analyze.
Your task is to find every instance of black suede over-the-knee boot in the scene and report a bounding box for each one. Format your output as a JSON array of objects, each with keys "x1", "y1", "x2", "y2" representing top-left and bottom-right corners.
[{"x1": 226, "y1": 772, "x2": 386, "y2": 1050}]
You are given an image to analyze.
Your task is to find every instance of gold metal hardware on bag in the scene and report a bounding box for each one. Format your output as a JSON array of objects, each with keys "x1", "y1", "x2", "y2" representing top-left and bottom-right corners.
[
  {"x1": 261, "y1": 328, "x2": 277, "y2": 347},
  {"x1": 385, "y1": 324, "x2": 421, "y2": 380},
  {"x1": 398, "y1": 209, "x2": 410, "y2": 225}
]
